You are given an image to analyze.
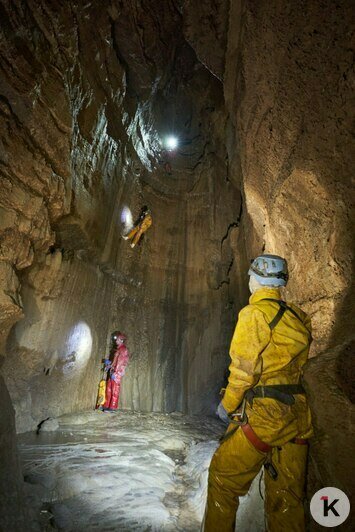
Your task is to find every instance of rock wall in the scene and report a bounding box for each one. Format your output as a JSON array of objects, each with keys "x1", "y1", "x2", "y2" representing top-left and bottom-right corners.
[
  {"x1": 0, "y1": 1, "x2": 241, "y2": 431},
  {"x1": 0, "y1": 3, "x2": 243, "y2": 526},
  {"x1": 224, "y1": 0, "x2": 353, "y2": 349},
  {"x1": 184, "y1": 0, "x2": 354, "y2": 519},
  {"x1": 0, "y1": 374, "x2": 28, "y2": 529},
  {"x1": 221, "y1": 0, "x2": 354, "y2": 515}
]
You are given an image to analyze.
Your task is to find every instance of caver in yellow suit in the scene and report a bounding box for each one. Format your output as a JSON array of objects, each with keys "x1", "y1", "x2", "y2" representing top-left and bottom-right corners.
[
  {"x1": 124, "y1": 207, "x2": 152, "y2": 248},
  {"x1": 204, "y1": 255, "x2": 313, "y2": 532}
]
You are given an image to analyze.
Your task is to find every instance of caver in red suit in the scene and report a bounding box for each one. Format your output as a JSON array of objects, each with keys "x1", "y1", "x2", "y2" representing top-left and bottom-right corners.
[{"x1": 103, "y1": 331, "x2": 129, "y2": 411}]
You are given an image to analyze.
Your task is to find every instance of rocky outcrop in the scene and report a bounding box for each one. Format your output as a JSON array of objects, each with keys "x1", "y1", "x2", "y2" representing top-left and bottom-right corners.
[
  {"x1": 0, "y1": 374, "x2": 28, "y2": 530},
  {"x1": 182, "y1": 0, "x2": 229, "y2": 81},
  {"x1": 304, "y1": 342, "x2": 355, "y2": 499},
  {"x1": 0, "y1": 262, "x2": 23, "y2": 352}
]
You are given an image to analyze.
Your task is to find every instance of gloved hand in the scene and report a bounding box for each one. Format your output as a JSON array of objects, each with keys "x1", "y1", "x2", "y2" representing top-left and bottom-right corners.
[
  {"x1": 104, "y1": 359, "x2": 111, "y2": 367},
  {"x1": 216, "y1": 402, "x2": 230, "y2": 426},
  {"x1": 110, "y1": 373, "x2": 118, "y2": 382}
]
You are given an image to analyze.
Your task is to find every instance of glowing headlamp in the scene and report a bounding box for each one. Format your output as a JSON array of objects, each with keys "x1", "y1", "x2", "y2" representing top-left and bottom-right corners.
[{"x1": 165, "y1": 136, "x2": 178, "y2": 150}]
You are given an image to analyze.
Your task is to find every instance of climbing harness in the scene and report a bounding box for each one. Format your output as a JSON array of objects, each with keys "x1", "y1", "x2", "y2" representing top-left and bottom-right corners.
[
  {"x1": 261, "y1": 298, "x2": 311, "y2": 336},
  {"x1": 239, "y1": 299, "x2": 310, "y2": 406},
  {"x1": 219, "y1": 297, "x2": 310, "y2": 478},
  {"x1": 240, "y1": 422, "x2": 279, "y2": 481},
  {"x1": 219, "y1": 411, "x2": 279, "y2": 479},
  {"x1": 232, "y1": 396, "x2": 248, "y2": 425},
  {"x1": 218, "y1": 397, "x2": 248, "y2": 444},
  {"x1": 241, "y1": 422, "x2": 272, "y2": 454},
  {"x1": 245, "y1": 384, "x2": 306, "y2": 406}
]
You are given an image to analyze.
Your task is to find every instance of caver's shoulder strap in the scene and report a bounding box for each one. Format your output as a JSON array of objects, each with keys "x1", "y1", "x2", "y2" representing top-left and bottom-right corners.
[{"x1": 260, "y1": 298, "x2": 305, "y2": 331}]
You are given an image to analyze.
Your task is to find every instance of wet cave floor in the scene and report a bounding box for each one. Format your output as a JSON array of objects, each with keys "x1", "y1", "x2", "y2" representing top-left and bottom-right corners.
[{"x1": 18, "y1": 411, "x2": 264, "y2": 531}]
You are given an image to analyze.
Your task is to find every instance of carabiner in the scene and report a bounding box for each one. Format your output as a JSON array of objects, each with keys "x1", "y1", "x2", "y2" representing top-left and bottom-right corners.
[{"x1": 231, "y1": 398, "x2": 248, "y2": 425}]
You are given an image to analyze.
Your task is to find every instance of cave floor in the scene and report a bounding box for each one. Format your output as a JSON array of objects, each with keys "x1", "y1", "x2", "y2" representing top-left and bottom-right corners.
[{"x1": 18, "y1": 410, "x2": 263, "y2": 531}]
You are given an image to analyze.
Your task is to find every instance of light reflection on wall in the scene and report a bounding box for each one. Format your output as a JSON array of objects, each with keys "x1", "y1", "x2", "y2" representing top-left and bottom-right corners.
[
  {"x1": 120, "y1": 205, "x2": 133, "y2": 233},
  {"x1": 62, "y1": 321, "x2": 93, "y2": 378}
]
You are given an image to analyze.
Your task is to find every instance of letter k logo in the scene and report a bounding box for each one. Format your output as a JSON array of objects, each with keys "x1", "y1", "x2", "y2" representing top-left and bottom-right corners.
[
  {"x1": 311, "y1": 487, "x2": 350, "y2": 527},
  {"x1": 321, "y1": 495, "x2": 340, "y2": 517}
]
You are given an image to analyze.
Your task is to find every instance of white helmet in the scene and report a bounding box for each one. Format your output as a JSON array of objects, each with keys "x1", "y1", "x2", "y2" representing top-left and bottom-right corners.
[{"x1": 248, "y1": 254, "x2": 288, "y2": 287}]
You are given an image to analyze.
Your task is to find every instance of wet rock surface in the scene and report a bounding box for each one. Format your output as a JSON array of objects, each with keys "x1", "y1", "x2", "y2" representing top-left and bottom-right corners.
[{"x1": 19, "y1": 411, "x2": 264, "y2": 531}]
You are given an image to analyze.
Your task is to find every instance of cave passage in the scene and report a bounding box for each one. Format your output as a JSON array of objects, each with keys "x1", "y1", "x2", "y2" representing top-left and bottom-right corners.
[{"x1": 0, "y1": 1, "x2": 354, "y2": 531}]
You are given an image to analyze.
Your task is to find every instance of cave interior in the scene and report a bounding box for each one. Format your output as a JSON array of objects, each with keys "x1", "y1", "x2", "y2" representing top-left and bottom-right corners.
[{"x1": 0, "y1": 0, "x2": 354, "y2": 530}]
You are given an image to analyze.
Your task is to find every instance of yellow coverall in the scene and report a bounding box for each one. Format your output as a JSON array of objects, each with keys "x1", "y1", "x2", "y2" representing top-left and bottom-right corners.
[
  {"x1": 204, "y1": 287, "x2": 313, "y2": 532},
  {"x1": 126, "y1": 213, "x2": 152, "y2": 247}
]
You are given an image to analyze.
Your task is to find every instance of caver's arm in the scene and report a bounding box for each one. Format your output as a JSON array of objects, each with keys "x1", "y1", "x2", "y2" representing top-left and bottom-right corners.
[{"x1": 222, "y1": 306, "x2": 271, "y2": 413}]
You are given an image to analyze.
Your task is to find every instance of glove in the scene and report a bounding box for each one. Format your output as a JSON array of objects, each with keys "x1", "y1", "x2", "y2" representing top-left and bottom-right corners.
[
  {"x1": 104, "y1": 359, "x2": 111, "y2": 367},
  {"x1": 110, "y1": 373, "x2": 118, "y2": 382},
  {"x1": 216, "y1": 402, "x2": 230, "y2": 426}
]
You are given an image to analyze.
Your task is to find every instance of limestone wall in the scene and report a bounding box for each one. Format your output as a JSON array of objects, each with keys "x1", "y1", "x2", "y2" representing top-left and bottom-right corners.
[
  {"x1": 182, "y1": 0, "x2": 354, "y2": 514},
  {"x1": 222, "y1": 0, "x2": 355, "y2": 510},
  {"x1": 0, "y1": 1, "x2": 241, "y2": 433}
]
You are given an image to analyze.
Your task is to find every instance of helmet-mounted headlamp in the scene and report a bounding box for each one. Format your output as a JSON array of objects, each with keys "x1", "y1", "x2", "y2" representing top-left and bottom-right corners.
[
  {"x1": 249, "y1": 260, "x2": 288, "y2": 281},
  {"x1": 248, "y1": 255, "x2": 288, "y2": 287},
  {"x1": 111, "y1": 331, "x2": 127, "y2": 343}
]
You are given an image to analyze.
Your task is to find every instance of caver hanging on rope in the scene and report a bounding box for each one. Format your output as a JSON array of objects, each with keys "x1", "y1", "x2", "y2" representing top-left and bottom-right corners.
[
  {"x1": 122, "y1": 206, "x2": 152, "y2": 248},
  {"x1": 203, "y1": 254, "x2": 313, "y2": 532}
]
